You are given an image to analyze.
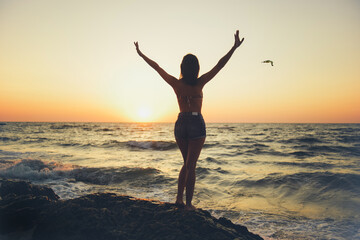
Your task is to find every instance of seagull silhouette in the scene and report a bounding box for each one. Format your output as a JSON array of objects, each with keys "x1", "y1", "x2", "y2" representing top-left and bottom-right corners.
[{"x1": 262, "y1": 60, "x2": 274, "y2": 66}]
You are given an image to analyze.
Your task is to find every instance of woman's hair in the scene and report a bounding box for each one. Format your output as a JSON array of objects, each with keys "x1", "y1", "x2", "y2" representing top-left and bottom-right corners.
[{"x1": 180, "y1": 54, "x2": 199, "y2": 86}]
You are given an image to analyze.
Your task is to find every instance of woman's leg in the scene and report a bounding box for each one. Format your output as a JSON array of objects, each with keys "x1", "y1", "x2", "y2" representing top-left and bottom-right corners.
[
  {"x1": 184, "y1": 137, "x2": 205, "y2": 210},
  {"x1": 175, "y1": 138, "x2": 188, "y2": 205}
]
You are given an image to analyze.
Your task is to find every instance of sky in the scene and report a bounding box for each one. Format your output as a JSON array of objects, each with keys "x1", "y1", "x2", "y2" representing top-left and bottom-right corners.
[{"x1": 1, "y1": 0, "x2": 359, "y2": 123}]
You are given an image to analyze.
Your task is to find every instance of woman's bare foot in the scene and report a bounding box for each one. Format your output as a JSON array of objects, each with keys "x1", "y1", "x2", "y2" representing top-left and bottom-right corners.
[
  {"x1": 175, "y1": 200, "x2": 185, "y2": 207},
  {"x1": 185, "y1": 204, "x2": 196, "y2": 211}
]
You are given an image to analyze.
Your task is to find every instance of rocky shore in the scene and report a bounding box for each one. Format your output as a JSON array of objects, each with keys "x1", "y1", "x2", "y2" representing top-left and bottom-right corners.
[{"x1": 0, "y1": 179, "x2": 263, "y2": 240}]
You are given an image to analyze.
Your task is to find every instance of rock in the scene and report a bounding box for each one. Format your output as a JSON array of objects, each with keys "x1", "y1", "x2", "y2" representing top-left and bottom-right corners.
[
  {"x1": 0, "y1": 179, "x2": 59, "y2": 201},
  {"x1": 0, "y1": 179, "x2": 263, "y2": 240}
]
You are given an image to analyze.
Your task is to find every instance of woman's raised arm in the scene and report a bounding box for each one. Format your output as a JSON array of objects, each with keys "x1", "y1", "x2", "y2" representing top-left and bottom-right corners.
[
  {"x1": 198, "y1": 31, "x2": 244, "y2": 86},
  {"x1": 134, "y1": 42, "x2": 177, "y2": 87}
]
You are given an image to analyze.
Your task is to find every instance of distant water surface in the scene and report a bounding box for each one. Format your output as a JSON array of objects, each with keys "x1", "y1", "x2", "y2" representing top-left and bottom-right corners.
[{"x1": 0, "y1": 122, "x2": 359, "y2": 239}]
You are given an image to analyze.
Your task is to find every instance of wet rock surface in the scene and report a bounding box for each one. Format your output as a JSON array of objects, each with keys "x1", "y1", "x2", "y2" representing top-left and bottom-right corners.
[{"x1": 0, "y1": 179, "x2": 263, "y2": 240}]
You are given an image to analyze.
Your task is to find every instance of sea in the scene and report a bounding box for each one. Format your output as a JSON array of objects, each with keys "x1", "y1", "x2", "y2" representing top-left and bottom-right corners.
[{"x1": 0, "y1": 122, "x2": 359, "y2": 239}]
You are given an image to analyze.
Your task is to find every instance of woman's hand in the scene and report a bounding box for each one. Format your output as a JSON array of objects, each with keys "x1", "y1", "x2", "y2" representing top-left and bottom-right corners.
[
  {"x1": 233, "y1": 30, "x2": 244, "y2": 49},
  {"x1": 134, "y1": 41, "x2": 142, "y2": 56},
  {"x1": 133, "y1": 41, "x2": 177, "y2": 87}
]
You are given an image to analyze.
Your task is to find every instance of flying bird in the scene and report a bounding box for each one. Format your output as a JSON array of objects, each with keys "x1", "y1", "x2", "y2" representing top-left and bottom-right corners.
[{"x1": 262, "y1": 60, "x2": 274, "y2": 66}]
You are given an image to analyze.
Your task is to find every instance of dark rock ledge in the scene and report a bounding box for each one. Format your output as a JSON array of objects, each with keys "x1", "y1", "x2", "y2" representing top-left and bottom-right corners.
[{"x1": 0, "y1": 179, "x2": 263, "y2": 240}]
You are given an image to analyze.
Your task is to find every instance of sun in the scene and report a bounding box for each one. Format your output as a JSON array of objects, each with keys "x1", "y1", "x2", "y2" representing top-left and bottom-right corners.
[{"x1": 136, "y1": 106, "x2": 152, "y2": 122}]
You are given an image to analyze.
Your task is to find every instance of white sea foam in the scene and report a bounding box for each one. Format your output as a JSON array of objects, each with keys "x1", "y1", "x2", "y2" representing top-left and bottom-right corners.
[{"x1": 0, "y1": 159, "x2": 75, "y2": 180}]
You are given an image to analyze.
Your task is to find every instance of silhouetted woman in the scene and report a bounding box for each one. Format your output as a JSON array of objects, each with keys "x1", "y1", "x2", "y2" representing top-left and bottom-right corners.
[{"x1": 134, "y1": 30, "x2": 244, "y2": 210}]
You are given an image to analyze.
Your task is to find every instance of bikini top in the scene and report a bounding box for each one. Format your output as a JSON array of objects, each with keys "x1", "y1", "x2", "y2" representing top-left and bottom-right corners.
[{"x1": 177, "y1": 94, "x2": 203, "y2": 108}]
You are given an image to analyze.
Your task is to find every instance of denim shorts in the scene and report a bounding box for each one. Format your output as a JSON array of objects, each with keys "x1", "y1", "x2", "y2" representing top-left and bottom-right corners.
[{"x1": 174, "y1": 112, "x2": 206, "y2": 140}]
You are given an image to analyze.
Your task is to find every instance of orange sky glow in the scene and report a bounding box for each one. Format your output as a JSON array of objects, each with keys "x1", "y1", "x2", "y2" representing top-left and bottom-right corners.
[{"x1": 1, "y1": 0, "x2": 359, "y2": 123}]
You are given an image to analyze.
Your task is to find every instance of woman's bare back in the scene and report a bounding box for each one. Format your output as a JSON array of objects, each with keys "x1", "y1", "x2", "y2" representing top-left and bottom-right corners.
[{"x1": 173, "y1": 79, "x2": 203, "y2": 113}]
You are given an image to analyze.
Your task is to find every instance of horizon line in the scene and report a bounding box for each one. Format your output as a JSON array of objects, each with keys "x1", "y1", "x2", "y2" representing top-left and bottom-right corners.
[{"x1": 0, "y1": 121, "x2": 359, "y2": 124}]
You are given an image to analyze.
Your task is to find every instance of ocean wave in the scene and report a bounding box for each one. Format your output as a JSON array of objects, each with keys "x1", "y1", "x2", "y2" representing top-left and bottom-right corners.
[
  {"x1": 0, "y1": 159, "x2": 74, "y2": 180},
  {"x1": 126, "y1": 141, "x2": 177, "y2": 151},
  {"x1": 196, "y1": 167, "x2": 229, "y2": 180},
  {"x1": 58, "y1": 142, "x2": 83, "y2": 147},
  {"x1": 205, "y1": 157, "x2": 225, "y2": 165},
  {"x1": 235, "y1": 172, "x2": 360, "y2": 194},
  {"x1": 0, "y1": 136, "x2": 20, "y2": 142},
  {"x1": 252, "y1": 143, "x2": 269, "y2": 148},
  {"x1": 0, "y1": 150, "x2": 23, "y2": 156},
  {"x1": 249, "y1": 133, "x2": 265, "y2": 136},
  {"x1": 233, "y1": 171, "x2": 360, "y2": 217},
  {"x1": 203, "y1": 143, "x2": 220, "y2": 149},
  {"x1": 214, "y1": 167, "x2": 230, "y2": 174},
  {"x1": 71, "y1": 166, "x2": 173, "y2": 186},
  {"x1": 95, "y1": 128, "x2": 114, "y2": 132},
  {"x1": 280, "y1": 136, "x2": 324, "y2": 144},
  {"x1": 101, "y1": 140, "x2": 124, "y2": 148},
  {"x1": 56, "y1": 140, "x2": 178, "y2": 151},
  {"x1": 244, "y1": 148, "x2": 287, "y2": 157},
  {"x1": 229, "y1": 143, "x2": 269, "y2": 150},
  {"x1": 208, "y1": 126, "x2": 236, "y2": 131},
  {"x1": 294, "y1": 145, "x2": 360, "y2": 157},
  {"x1": 273, "y1": 161, "x2": 334, "y2": 169},
  {"x1": 0, "y1": 159, "x2": 174, "y2": 187},
  {"x1": 238, "y1": 159, "x2": 261, "y2": 165},
  {"x1": 330, "y1": 126, "x2": 360, "y2": 133},
  {"x1": 57, "y1": 141, "x2": 98, "y2": 148},
  {"x1": 22, "y1": 137, "x2": 49, "y2": 144},
  {"x1": 289, "y1": 151, "x2": 315, "y2": 158},
  {"x1": 50, "y1": 124, "x2": 79, "y2": 130},
  {"x1": 338, "y1": 135, "x2": 360, "y2": 143},
  {"x1": 196, "y1": 167, "x2": 211, "y2": 179}
]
